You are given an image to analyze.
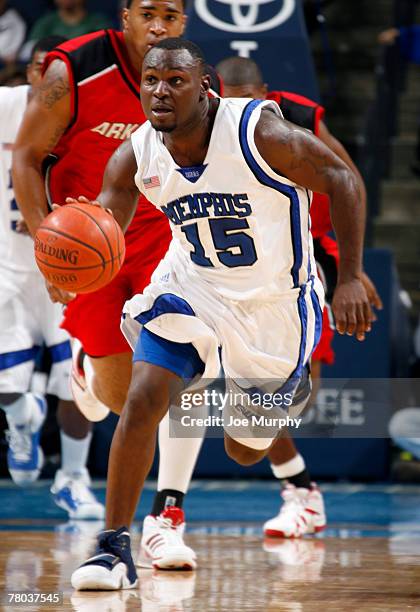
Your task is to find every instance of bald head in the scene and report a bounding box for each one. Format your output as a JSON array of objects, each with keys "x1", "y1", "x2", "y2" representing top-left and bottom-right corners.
[{"x1": 216, "y1": 56, "x2": 267, "y2": 100}]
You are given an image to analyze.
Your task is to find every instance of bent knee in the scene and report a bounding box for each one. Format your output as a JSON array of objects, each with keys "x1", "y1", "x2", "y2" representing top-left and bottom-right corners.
[
  {"x1": 92, "y1": 382, "x2": 127, "y2": 414},
  {"x1": 224, "y1": 436, "x2": 267, "y2": 466},
  {"x1": 122, "y1": 381, "x2": 170, "y2": 429}
]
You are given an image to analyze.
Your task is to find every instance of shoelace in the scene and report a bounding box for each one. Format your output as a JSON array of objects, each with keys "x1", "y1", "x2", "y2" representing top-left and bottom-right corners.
[
  {"x1": 64, "y1": 477, "x2": 97, "y2": 505},
  {"x1": 149, "y1": 516, "x2": 183, "y2": 548},
  {"x1": 280, "y1": 489, "x2": 308, "y2": 519},
  {"x1": 97, "y1": 528, "x2": 132, "y2": 565},
  {"x1": 5, "y1": 427, "x2": 32, "y2": 462}
]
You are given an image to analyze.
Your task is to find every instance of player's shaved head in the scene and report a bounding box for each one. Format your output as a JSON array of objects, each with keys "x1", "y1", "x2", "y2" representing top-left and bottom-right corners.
[
  {"x1": 30, "y1": 35, "x2": 67, "y2": 61},
  {"x1": 216, "y1": 56, "x2": 268, "y2": 100},
  {"x1": 144, "y1": 37, "x2": 206, "y2": 74},
  {"x1": 125, "y1": 0, "x2": 187, "y2": 8},
  {"x1": 216, "y1": 56, "x2": 264, "y2": 87},
  {"x1": 141, "y1": 38, "x2": 211, "y2": 134}
]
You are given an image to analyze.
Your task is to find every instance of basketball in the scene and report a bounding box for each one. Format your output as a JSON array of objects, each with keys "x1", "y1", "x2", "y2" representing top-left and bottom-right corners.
[{"x1": 34, "y1": 203, "x2": 125, "y2": 293}]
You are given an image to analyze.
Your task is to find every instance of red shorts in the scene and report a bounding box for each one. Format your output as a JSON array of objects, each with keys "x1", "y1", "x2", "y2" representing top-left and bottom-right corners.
[
  {"x1": 312, "y1": 304, "x2": 335, "y2": 365},
  {"x1": 61, "y1": 219, "x2": 171, "y2": 357}
]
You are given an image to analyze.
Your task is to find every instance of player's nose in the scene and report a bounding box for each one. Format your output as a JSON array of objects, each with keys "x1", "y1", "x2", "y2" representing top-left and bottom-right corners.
[
  {"x1": 149, "y1": 17, "x2": 167, "y2": 36},
  {"x1": 153, "y1": 80, "x2": 169, "y2": 97}
]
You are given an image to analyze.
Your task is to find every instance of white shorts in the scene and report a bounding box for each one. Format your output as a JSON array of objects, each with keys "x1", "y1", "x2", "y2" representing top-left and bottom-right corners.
[
  {"x1": 0, "y1": 268, "x2": 71, "y2": 400},
  {"x1": 122, "y1": 251, "x2": 324, "y2": 449}
]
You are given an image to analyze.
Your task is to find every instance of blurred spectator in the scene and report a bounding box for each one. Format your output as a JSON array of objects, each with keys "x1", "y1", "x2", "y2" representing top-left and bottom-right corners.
[
  {"x1": 0, "y1": 0, "x2": 26, "y2": 65},
  {"x1": 28, "y1": 0, "x2": 111, "y2": 42},
  {"x1": 389, "y1": 408, "x2": 420, "y2": 482},
  {"x1": 379, "y1": 25, "x2": 420, "y2": 62},
  {"x1": 379, "y1": 25, "x2": 420, "y2": 175}
]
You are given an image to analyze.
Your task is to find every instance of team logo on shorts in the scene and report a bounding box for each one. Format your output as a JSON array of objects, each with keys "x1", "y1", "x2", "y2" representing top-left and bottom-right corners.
[{"x1": 195, "y1": 0, "x2": 296, "y2": 33}]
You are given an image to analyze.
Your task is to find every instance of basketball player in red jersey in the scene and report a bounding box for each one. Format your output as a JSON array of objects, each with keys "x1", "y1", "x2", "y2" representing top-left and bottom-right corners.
[
  {"x1": 211, "y1": 56, "x2": 382, "y2": 538},
  {"x1": 12, "y1": 0, "x2": 203, "y2": 566}
]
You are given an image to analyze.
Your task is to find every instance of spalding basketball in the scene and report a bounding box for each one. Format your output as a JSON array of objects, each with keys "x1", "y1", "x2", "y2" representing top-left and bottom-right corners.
[{"x1": 34, "y1": 203, "x2": 125, "y2": 293}]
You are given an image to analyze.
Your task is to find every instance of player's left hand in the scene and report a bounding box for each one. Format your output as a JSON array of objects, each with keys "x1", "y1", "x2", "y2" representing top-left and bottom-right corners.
[
  {"x1": 65, "y1": 196, "x2": 113, "y2": 216},
  {"x1": 332, "y1": 278, "x2": 373, "y2": 341}
]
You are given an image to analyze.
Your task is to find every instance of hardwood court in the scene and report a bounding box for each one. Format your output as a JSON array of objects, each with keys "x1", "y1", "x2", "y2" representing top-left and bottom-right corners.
[{"x1": 1, "y1": 530, "x2": 420, "y2": 611}]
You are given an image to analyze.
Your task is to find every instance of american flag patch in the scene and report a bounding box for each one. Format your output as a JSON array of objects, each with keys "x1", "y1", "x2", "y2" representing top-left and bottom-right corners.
[{"x1": 143, "y1": 175, "x2": 160, "y2": 189}]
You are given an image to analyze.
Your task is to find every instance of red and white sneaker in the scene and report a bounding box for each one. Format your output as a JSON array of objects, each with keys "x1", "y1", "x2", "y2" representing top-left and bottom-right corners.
[
  {"x1": 137, "y1": 507, "x2": 197, "y2": 570},
  {"x1": 263, "y1": 483, "x2": 326, "y2": 538},
  {"x1": 70, "y1": 339, "x2": 110, "y2": 422}
]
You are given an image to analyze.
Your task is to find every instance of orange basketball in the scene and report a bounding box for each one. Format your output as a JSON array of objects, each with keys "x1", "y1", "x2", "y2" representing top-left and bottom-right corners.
[{"x1": 34, "y1": 203, "x2": 125, "y2": 293}]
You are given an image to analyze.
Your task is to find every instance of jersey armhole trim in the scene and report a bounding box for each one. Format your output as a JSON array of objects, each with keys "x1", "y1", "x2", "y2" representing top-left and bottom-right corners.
[
  {"x1": 107, "y1": 30, "x2": 140, "y2": 99},
  {"x1": 238, "y1": 99, "x2": 303, "y2": 289}
]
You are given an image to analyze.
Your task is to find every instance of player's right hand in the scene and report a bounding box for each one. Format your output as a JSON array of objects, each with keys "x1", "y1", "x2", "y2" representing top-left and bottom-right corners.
[{"x1": 46, "y1": 280, "x2": 76, "y2": 305}]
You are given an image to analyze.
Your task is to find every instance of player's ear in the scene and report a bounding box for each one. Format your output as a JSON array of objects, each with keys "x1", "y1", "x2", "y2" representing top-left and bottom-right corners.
[
  {"x1": 121, "y1": 8, "x2": 130, "y2": 32},
  {"x1": 200, "y1": 74, "x2": 211, "y2": 99}
]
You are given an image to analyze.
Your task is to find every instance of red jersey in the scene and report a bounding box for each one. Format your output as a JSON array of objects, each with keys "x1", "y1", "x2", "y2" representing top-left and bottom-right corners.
[
  {"x1": 43, "y1": 30, "x2": 166, "y2": 246},
  {"x1": 267, "y1": 91, "x2": 332, "y2": 239}
]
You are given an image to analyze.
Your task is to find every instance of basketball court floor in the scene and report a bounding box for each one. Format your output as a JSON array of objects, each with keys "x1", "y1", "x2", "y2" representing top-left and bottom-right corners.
[{"x1": 1, "y1": 481, "x2": 420, "y2": 610}]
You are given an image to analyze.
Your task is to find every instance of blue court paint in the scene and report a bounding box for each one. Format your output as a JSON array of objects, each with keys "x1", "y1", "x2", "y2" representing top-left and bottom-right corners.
[{"x1": 1, "y1": 482, "x2": 420, "y2": 537}]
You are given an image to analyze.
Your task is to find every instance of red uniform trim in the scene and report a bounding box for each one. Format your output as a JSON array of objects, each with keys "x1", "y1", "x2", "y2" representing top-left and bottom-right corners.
[{"x1": 267, "y1": 90, "x2": 325, "y2": 136}]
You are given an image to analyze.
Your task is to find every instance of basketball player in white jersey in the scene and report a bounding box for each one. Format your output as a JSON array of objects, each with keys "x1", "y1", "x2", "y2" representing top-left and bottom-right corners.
[
  {"x1": 69, "y1": 38, "x2": 372, "y2": 590},
  {"x1": 0, "y1": 37, "x2": 103, "y2": 519}
]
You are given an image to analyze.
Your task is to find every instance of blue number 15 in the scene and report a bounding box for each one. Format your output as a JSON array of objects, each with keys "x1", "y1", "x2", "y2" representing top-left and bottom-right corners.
[{"x1": 181, "y1": 218, "x2": 257, "y2": 268}]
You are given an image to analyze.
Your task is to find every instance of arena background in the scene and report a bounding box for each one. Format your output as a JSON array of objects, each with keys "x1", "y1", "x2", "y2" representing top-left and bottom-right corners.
[
  {"x1": 2, "y1": 1, "x2": 420, "y2": 609},
  {"x1": 1, "y1": 0, "x2": 416, "y2": 482}
]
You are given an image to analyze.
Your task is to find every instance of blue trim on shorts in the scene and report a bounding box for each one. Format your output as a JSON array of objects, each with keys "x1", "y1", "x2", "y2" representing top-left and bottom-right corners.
[
  {"x1": 134, "y1": 328, "x2": 204, "y2": 382},
  {"x1": 240, "y1": 286, "x2": 309, "y2": 402},
  {"x1": 0, "y1": 347, "x2": 40, "y2": 371},
  {"x1": 135, "y1": 293, "x2": 195, "y2": 326},
  {"x1": 48, "y1": 341, "x2": 71, "y2": 364},
  {"x1": 238, "y1": 99, "x2": 303, "y2": 289},
  {"x1": 310, "y1": 279, "x2": 323, "y2": 355}
]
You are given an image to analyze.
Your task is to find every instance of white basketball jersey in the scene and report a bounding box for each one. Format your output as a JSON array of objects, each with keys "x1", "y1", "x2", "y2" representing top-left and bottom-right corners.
[
  {"x1": 131, "y1": 98, "x2": 317, "y2": 300},
  {"x1": 0, "y1": 84, "x2": 36, "y2": 272}
]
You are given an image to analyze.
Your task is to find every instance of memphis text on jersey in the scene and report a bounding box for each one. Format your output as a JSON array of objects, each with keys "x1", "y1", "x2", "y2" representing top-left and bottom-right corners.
[{"x1": 161, "y1": 192, "x2": 252, "y2": 225}]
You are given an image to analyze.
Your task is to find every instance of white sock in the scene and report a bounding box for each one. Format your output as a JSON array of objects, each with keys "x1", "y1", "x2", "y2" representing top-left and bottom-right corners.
[
  {"x1": 3, "y1": 394, "x2": 41, "y2": 426},
  {"x1": 60, "y1": 430, "x2": 92, "y2": 476},
  {"x1": 157, "y1": 409, "x2": 205, "y2": 493},
  {"x1": 270, "y1": 453, "x2": 306, "y2": 480}
]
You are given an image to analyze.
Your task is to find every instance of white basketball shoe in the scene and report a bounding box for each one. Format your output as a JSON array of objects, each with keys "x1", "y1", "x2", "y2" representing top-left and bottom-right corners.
[
  {"x1": 70, "y1": 339, "x2": 110, "y2": 422},
  {"x1": 138, "y1": 507, "x2": 197, "y2": 570},
  {"x1": 6, "y1": 395, "x2": 47, "y2": 485},
  {"x1": 51, "y1": 468, "x2": 105, "y2": 520},
  {"x1": 263, "y1": 483, "x2": 326, "y2": 538}
]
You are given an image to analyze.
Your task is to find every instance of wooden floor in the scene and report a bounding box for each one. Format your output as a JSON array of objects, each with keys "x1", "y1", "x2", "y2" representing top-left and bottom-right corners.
[{"x1": 1, "y1": 531, "x2": 420, "y2": 611}]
